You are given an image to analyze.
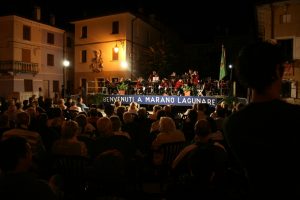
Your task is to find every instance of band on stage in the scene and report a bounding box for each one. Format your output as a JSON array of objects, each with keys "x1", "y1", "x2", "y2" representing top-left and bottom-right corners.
[{"x1": 102, "y1": 70, "x2": 230, "y2": 96}]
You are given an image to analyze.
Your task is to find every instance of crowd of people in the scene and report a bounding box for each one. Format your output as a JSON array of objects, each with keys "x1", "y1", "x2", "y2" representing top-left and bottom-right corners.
[
  {"x1": 0, "y1": 40, "x2": 299, "y2": 200},
  {"x1": 0, "y1": 86, "x2": 244, "y2": 199}
]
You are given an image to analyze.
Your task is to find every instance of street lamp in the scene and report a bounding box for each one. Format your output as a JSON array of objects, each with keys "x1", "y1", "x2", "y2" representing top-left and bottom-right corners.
[
  {"x1": 131, "y1": 17, "x2": 137, "y2": 80},
  {"x1": 228, "y1": 64, "x2": 236, "y2": 97},
  {"x1": 63, "y1": 59, "x2": 70, "y2": 98},
  {"x1": 229, "y1": 64, "x2": 233, "y2": 81}
]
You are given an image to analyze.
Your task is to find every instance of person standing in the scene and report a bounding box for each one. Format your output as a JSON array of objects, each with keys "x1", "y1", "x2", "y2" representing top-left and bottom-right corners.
[{"x1": 223, "y1": 41, "x2": 300, "y2": 199}]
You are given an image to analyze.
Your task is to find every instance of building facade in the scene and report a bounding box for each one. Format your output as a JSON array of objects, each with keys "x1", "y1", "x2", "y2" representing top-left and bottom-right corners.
[
  {"x1": 256, "y1": 0, "x2": 300, "y2": 100},
  {"x1": 71, "y1": 12, "x2": 162, "y2": 96},
  {"x1": 0, "y1": 14, "x2": 65, "y2": 101}
]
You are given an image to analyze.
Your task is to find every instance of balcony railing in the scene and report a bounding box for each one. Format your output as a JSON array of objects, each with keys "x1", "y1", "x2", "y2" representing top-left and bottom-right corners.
[{"x1": 0, "y1": 60, "x2": 39, "y2": 75}]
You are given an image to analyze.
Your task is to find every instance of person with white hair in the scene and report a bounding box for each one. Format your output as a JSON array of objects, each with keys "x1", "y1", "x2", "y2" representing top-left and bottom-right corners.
[{"x1": 152, "y1": 116, "x2": 185, "y2": 149}]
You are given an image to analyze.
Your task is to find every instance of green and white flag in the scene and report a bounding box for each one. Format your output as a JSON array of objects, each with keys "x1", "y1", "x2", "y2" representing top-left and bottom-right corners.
[{"x1": 219, "y1": 44, "x2": 227, "y2": 80}]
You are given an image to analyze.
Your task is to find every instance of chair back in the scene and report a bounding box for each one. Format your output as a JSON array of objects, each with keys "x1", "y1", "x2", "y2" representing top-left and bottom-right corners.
[
  {"x1": 160, "y1": 141, "x2": 186, "y2": 166},
  {"x1": 52, "y1": 155, "x2": 90, "y2": 178}
]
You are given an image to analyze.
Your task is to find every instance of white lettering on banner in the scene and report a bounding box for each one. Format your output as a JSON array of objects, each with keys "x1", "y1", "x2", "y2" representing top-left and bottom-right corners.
[{"x1": 101, "y1": 95, "x2": 219, "y2": 106}]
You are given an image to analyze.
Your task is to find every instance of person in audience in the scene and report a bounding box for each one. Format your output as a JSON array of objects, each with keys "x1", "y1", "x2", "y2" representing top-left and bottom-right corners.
[
  {"x1": 69, "y1": 100, "x2": 82, "y2": 112},
  {"x1": 0, "y1": 136, "x2": 56, "y2": 200},
  {"x1": 152, "y1": 116, "x2": 185, "y2": 149},
  {"x1": 169, "y1": 119, "x2": 228, "y2": 199},
  {"x1": 223, "y1": 40, "x2": 300, "y2": 199},
  {"x1": 110, "y1": 115, "x2": 131, "y2": 139},
  {"x1": 127, "y1": 101, "x2": 139, "y2": 115},
  {"x1": 2, "y1": 112, "x2": 46, "y2": 160},
  {"x1": 51, "y1": 120, "x2": 88, "y2": 157},
  {"x1": 77, "y1": 97, "x2": 89, "y2": 112}
]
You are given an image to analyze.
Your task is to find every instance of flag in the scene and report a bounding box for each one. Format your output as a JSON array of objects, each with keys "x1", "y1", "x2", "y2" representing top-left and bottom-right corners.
[{"x1": 219, "y1": 44, "x2": 227, "y2": 80}]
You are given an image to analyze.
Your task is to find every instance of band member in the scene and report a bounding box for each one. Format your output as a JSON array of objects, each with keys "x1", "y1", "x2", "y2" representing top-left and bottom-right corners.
[
  {"x1": 105, "y1": 78, "x2": 112, "y2": 94},
  {"x1": 191, "y1": 70, "x2": 200, "y2": 95},
  {"x1": 148, "y1": 71, "x2": 159, "y2": 82},
  {"x1": 169, "y1": 72, "x2": 177, "y2": 94},
  {"x1": 174, "y1": 79, "x2": 184, "y2": 96},
  {"x1": 182, "y1": 72, "x2": 190, "y2": 85},
  {"x1": 148, "y1": 71, "x2": 160, "y2": 94},
  {"x1": 136, "y1": 77, "x2": 145, "y2": 94},
  {"x1": 192, "y1": 71, "x2": 199, "y2": 86},
  {"x1": 159, "y1": 78, "x2": 169, "y2": 95},
  {"x1": 170, "y1": 72, "x2": 176, "y2": 79}
]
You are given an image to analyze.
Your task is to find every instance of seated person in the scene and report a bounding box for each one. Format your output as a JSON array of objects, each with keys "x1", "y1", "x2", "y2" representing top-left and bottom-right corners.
[{"x1": 0, "y1": 136, "x2": 56, "y2": 199}]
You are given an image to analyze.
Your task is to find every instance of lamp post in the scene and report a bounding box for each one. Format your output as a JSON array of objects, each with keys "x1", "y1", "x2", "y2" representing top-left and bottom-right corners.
[
  {"x1": 229, "y1": 64, "x2": 233, "y2": 81},
  {"x1": 131, "y1": 17, "x2": 137, "y2": 80},
  {"x1": 228, "y1": 64, "x2": 235, "y2": 97},
  {"x1": 63, "y1": 59, "x2": 70, "y2": 98}
]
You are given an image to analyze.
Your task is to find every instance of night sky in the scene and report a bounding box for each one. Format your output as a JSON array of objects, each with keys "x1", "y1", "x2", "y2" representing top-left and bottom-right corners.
[{"x1": 0, "y1": 0, "x2": 264, "y2": 43}]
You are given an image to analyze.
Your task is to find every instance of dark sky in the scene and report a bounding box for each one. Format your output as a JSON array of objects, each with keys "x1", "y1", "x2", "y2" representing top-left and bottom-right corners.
[{"x1": 1, "y1": 0, "x2": 262, "y2": 43}]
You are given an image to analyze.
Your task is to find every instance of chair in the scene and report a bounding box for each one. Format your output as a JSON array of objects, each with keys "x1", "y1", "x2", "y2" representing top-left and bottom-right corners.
[
  {"x1": 51, "y1": 155, "x2": 91, "y2": 198},
  {"x1": 153, "y1": 141, "x2": 186, "y2": 192},
  {"x1": 160, "y1": 141, "x2": 186, "y2": 167}
]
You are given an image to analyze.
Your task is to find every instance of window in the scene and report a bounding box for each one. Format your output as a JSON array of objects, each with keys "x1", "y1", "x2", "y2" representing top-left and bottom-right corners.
[
  {"x1": 277, "y1": 39, "x2": 293, "y2": 61},
  {"x1": 47, "y1": 54, "x2": 54, "y2": 66},
  {"x1": 97, "y1": 78, "x2": 105, "y2": 87},
  {"x1": 22, "y1": 49, "x2": 31, "y2": 62},
  {"x1": 23, "y1": 25, "x2": 31, "y2": 41},
  {"x1": 81, "y1": 50, "x2": 87, "y2": 63},
  {"x1": 81, "y1": 26, "x2": 87, "y2": 38},
  {"x1": 112, "y1": 48, "x2": 118, "y2": 61},
  {"x1": 112, "y1": 77, "x2": 119, "y2": 83},
  {"x1": 47, "y1": 32, "x2": 54, "y2": 44},
  {"x1": 112, "y1": 21, "x2": 119, "y2": 34},
  {"x1": 280, "y1": 14, "x2": 291, "y2": 24},
  {"x1": 24, "y1": 79, "x2": 33, "y2": 92},
  {"x1": 53, "y1": 80, "x2": 59, "y2": 92}
]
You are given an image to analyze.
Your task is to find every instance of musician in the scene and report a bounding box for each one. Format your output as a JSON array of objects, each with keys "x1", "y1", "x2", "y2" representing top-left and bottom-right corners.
[
  {"x1": 169, "y1": 72, "x2": 177, "y2": 94},
  {"x1": 136, "y1": 77, "x2": 145, "y2": 94},
  {"x1": 174, "y1": 79, "x2": 184, "y2": 96},
  {"x1": 105, "y1": 78, "x2": 112, "y2": 94},
  {"x1": 159, "y1": 78, "x2": 169, "y2": 95},
  {"x1": 192, "y1": 71, "x2": 199, "y2": 86},
  {"x1": 148, "y1": 71, "x2": 159, "y2": 82},
  {"x1": 182, "y1": 72, "x2": 190, "y2": 85},
  {"x1": 191, "y1": 70, "x2": 200, "y2": 95},
  {"x1": 148, "y1": 71, "x2": 160, "y2": 94}
]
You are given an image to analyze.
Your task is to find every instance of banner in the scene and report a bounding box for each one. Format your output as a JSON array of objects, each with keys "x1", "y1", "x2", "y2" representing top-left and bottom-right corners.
[{"x1": 101, "y1": 95, "x2": 220, "y2": 107}]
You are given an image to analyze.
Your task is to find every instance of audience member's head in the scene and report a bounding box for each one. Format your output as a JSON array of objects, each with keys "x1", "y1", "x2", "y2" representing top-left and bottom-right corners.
[
  {"x1": 194, "y1": 119, "x2": 211, "y2": 138},
  {"x1": 159, "y1": 117, "x2": 176, "y2": 133},
  {"x1": 96, "y1": 117, "x2": 113, "y2": 136},
  {"x1": 0, "y1": 136, "x2": 32, "y2": 173},
  {"x1": 237, "y1": 40, "x2": 285, "y2": 94},
  {"x1": 61, "y1": 120, "x2": 80, "y2": 139}
]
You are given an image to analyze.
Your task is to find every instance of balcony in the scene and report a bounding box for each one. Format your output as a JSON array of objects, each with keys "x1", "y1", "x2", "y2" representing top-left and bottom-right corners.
[{"x1": 0, "y1": 60, "x2": 39, "y2": 75}]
